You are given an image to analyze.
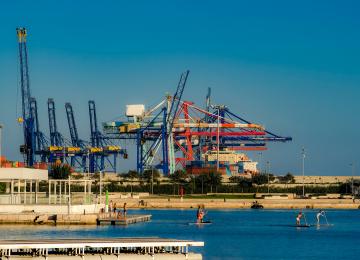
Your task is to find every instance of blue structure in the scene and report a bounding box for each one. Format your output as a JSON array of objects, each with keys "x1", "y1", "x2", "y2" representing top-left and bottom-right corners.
[
  {"x1": 88, "y1": 100, "x2": 122, "y2": 173},
  {"x1": 30, "y1": 97, "x2": 48, "y2": 162},
  {"x1": 17, "y1": 27, "x2": 35, "y2": 166},
  {"x1": 65, "y1": 102, "x2": 87, "y2": 171},
  {"x1": 47, "y1": 98, "x2": 68, "y2": 163},
  {"x1": 135, "y1": 107, "x2": 168, "y2": 174},
  {"x1": 47, "y1": 98, "x2": 64, "y2": 148}
]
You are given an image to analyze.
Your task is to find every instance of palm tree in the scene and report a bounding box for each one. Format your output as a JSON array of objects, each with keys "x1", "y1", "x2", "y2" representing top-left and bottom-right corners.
[
  {"x1": 169, "y1": 170, "x2": 188, "y2": 195},
  {"x1": 124, "y1": 170, "x2": 139, "y2": 193},
  {"x1": 208, "y1": 172, "x2": 222, "y2": 193}
]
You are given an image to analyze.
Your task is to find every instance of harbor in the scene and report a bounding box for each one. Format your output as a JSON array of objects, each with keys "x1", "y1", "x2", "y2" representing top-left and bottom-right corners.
[
  {"x1": 0, "y1": 209, "x2": 359, "y2": 259},
  {"x1": 0, "y1": 1, "x2": 359, "y2": 259}
]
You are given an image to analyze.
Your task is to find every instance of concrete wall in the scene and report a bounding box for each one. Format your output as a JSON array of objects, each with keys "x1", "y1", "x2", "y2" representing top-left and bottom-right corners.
[
  {"x1": 293, "y1": 175, "x2": 360, "y2": 184},
  {"x1": 0, "y1": 204, "x2": 104, "y2": 214}
]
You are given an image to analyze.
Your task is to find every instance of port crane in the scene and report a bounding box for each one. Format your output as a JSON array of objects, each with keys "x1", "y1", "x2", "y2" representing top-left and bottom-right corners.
[
  {"x1": 103, "y1": 71, "x2": 292, "y2": 175},
  {"x1": 17, "y1": 28, "x2": 50, "y2": 166},
  {"x1": 15, "y1": 28, "x2": 125, "y2": 172},
  {"x1": 17, "y1": 27, "x2": 36, "y2": 166},
  {"x1": 65, "y1": 102, "x2": 88, "y2": 171},
  {"x1": 88, "y1": 100, "x2": 123, "y2": 172},
  {"x1": 30, "y1": 97, "x2": 48, "y2": 162}
]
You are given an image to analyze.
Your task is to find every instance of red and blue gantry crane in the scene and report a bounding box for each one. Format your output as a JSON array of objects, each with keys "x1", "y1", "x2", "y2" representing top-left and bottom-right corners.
[{"x1": 103, "y1": 71, "x2": 292, "y2": 175}]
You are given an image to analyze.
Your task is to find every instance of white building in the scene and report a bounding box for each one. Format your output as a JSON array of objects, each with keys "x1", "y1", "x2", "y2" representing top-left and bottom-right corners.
[
  {"x1": 202, "y1": 150, "x2": 258, "y2": 175},
  {"x1": 0, "y1": 168, "x2": 48, "y2": 204}
]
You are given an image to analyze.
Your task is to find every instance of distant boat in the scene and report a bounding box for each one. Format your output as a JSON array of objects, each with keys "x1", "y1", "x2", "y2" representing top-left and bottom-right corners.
[{"x1": 251, "y1": 201, "x2": 264, "y2": 209}]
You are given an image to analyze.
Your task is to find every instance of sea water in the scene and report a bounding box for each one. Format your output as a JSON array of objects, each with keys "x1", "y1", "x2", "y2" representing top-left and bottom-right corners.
[{"x1": 1, "y1": 209, "x2": 360, "y2": 259}]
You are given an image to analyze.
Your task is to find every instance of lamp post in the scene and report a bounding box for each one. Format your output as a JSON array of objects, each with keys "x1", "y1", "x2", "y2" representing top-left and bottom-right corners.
[
  {"x1": 151, "y1": 167, "x2": 154, "y2": 195},
  {"x1": 99, "y1": 170, "x2": 102, "y2": 204},
  {"x1": 216, "y1": 106, "x2": 220, "y2": 171},
  {"x1": 211, "y1": 104, "x2": 224, "y2": 172},
  {"x1": 0, "y1": 124, "x2": 3, "y2": 168},
  {"x1": 350, "y1": 163, "x2": 354, "y2": 196},
  {"x1": 302, "y1": 147, "x2": 305, "y2": 197},
  {"x1": 267, "y1": 161, "x2": 270, "y2": 194},
  {"x1": 258, "y1": 152, "x2": 262, "y2": 174}
]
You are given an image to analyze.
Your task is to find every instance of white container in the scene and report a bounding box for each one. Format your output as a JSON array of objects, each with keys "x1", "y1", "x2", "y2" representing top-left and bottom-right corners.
[{"x1": 126, "y1": 105, "x2": 145, "y2": 117}]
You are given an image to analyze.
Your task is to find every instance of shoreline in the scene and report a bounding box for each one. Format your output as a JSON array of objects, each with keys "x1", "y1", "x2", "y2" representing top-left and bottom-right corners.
[{"x1": 117, "y1": 197, "x2": 360, "y2": 210}]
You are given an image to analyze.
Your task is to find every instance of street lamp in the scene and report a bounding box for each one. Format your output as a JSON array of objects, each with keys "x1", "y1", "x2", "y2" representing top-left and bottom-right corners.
[
  {"x1": 216, "y1": 106, "x2": 220, "y2": 171},
  {"x1": 267, "y1": 161, "x2": 270, "y2": 194},
  {"x1": 99, "y1": 170, "x2": 103, "y2": 204},
  {"x1": 151, "y1": 167, "x2": 154, "y2": 195},
  {"x1": 258, "y1": 152, "x2": 262, "y2": 174},
  {"x1": 0, "y1": 124, "x2": 3, "y2": 168},
  {"x1": 350, "y1": 163, "x2": 355, "y2": 196},
  {"x1": 211, "y1": 104, "x2": 225, "y2": 172},
  {"x1": 302, "y1": 147, "x2": 305, "y2": 197}
]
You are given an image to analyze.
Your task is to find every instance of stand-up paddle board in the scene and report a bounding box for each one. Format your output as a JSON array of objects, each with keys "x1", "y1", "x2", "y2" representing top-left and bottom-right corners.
[
  {"x1": 294, "y1": 224, "x2": 311, "y2": 228},
  {"x1": 188, "y1": 221, "x2": 212, "y2": 225},
  {"x1": 316, "y1": 224, "x2": 334, "y2": 227}
]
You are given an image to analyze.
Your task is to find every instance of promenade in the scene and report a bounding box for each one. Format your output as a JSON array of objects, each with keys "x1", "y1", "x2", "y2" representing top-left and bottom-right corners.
[{"x1": 110, "y1": 196, "x2": 360, "y2": 210}]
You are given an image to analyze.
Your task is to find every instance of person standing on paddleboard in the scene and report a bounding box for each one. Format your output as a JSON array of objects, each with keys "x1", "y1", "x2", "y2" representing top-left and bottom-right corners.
[
  {"x1": 316, "y1": 210, "x2": 325, "y2": 225},
  {"x1": 296, "y1": 211, "x2": 303, "y2": 226}
]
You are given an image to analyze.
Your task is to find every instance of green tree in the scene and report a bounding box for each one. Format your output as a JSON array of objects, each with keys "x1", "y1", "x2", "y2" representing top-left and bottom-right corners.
[
  {"x1": 142, "y1": 168, "x2": 161, "y2": 183},
  {"x1": 238, "y1": 177, "x2": 253, "y2": 193},
  {"x1": 142, "y1": 168, "x2": 162, "y2": 194},
  {"x1": 283, "y1": 173, "x2": 295, "y2": 184},
  {"x1": 251, "y1": 174, "x2": 268, "y2": 186},
  {"x1": 207, "y1": 172, "x2": 222, "y2": 193},
  {"x1": 123, "y1": 170, "x2": 139, "y2": 193},
  {"x1": 169, "y1": 170, "x2": 189, "y2": 195},
  {"x1": 251, "y1": 174, "x2": 274, "y2": 192},
  {"x1": 229, "y1": 176, "x2": 242, "y2": 183},
  {"x1": 195, "y1": 174, "x2": 210, "y2": 194},
  {"x1": 49, "y1": 164, "x2": 72, "y2": 179}
]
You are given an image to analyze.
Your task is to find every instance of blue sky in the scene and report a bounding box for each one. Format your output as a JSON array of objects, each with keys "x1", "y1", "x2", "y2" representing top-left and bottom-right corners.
[{"x1": 0, "y1": 0, "x2": 359, "y2": 175}]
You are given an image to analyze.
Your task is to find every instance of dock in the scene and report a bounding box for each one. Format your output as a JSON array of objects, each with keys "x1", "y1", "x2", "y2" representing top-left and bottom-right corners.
[
  {"x1": 0, "y1": 237, "x2": 204, "y2": 259},
  {"x1": 97, "y1": 214, "x2": 152, "y2": 225},
  {"x1": 0, "y1": 213, "x2": 152, "y2": 225}
]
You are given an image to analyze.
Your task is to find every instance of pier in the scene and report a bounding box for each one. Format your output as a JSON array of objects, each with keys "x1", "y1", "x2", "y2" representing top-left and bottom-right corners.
[
  {"x1": 0, "y1": 213, "x2": 152, "y2": 225},
  {"x1": 0, "y1": 238, "x2": 204, "y2": 259},
  {"x1": 97, "y1": 214, "x2": 152, "y2": 225}
]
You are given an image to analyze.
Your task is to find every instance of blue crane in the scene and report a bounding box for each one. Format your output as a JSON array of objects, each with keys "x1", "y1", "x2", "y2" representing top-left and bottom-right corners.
[
  {"x1": 48, "y1": 98, "x2": 64, "y2": 147},
  {"x1": 88, "y1": 100, "x2": 103, "y2": 172},
  {"x1": 29, "y1": 97, "x2": 48, "y2": 162},
  {"x1": 88, "y1": 100, "x2": 123, "y2": 172},
  {"x1": 17, "y1": 27, "x2": 36, "y2": 166},
  {"x1": 65, "y1": 102, "x2": 87, "y2": 171},
  {"x1": 47, "y1": 98, "x2": 67, "y2": 163},
  {"x1": 166, "y1": 70, "x2": 190, "y2": 174}
]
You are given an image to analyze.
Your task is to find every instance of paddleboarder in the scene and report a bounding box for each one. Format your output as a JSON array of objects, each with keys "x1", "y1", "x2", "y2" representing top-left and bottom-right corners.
[
  {"x1": 316, "y1": 210, "x2": 325, "y2": 225},
  {"x1": 296, "y1": 211, "x2": 303, "y2": 226},
  {"x1": 196, "y1": 205, "x2": 206, "y2": 223}
]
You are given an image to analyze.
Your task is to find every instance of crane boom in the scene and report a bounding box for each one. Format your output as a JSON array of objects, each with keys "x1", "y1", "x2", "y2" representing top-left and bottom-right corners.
[
  {"x1": 17, "y1": 27, "x2": 35, "y2": 166},
  {"x1": 48, "y1": 98, "x2": 64, "y2": 147}
]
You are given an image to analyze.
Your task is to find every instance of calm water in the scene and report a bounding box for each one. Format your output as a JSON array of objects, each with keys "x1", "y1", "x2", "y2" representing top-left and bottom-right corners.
[{"x1": 1, "y1": 209, "x2": 360, "y2": 259}]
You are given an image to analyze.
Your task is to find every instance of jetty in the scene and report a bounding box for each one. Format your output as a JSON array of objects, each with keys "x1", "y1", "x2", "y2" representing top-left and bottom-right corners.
[
  {"x1": 0, "y1": 237, "x2": 204, "y2": 259},
  {"x1": 97, "y1": 214, "x2": 151, "y2": 225},
  {"x1": 0, "y1": 213, "x2": 152, "y2": 225}
]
